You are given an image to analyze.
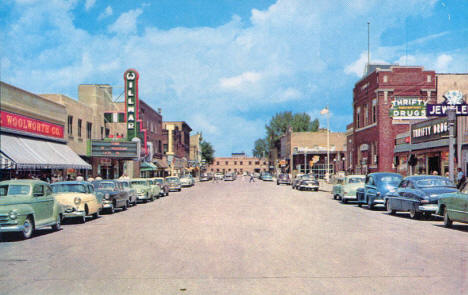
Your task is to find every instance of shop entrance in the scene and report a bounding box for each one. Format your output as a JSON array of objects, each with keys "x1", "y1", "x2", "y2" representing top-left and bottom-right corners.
[{"x1": 428, "y1": 156, "x2": 440, "y2": 175}]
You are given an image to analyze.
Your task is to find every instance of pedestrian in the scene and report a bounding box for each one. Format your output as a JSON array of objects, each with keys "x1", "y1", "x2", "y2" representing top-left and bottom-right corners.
[
  {"x1": 457, "y1": 168, "x2": 465, "y2": 189},
  {"x1": 249, "y1": 173, "x2": 255, "y2": 183},
  {"x1": 432, "y1": 170, "x2": 438, "y2": 175}
]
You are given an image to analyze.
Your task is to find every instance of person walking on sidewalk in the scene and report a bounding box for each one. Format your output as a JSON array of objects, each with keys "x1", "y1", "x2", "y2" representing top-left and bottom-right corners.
[{"x1": 249, "y1": 173, "x2": 255, "y2": 183}]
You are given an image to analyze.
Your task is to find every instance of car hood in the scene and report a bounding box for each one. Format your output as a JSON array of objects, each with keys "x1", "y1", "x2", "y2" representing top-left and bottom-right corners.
[
  {"x1": 53, "y1": 192, "x2": 86, "y2": 205},
  {"x1": 344, "y1": 183, "x2": 364, "y2": 191}
]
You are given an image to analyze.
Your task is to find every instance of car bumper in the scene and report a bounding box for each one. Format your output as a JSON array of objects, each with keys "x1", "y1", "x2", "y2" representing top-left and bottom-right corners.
[
  {"x1": 137, "y1": 194, "x2": 151, "y2": 200},
  {"x1": 63, "y1": 210, "x2": 86, "y2": 219},
  {"x1": 102, "y1": 201, "x2": 113, "y2": 209},
  {"x1": 168, "y1": 187, "x2": 181, "y2": 191},
  {"x1": 418, "y1": 204, "x2": 438, "y2": 212},
  {"x1": 299, "y1": 185, "x2": 319, "y2": 189},
  {"x1": 0, "y1": 223, "x2": 24, "y2": 233},
  {"x1": 277, "y1": 180, "x2": 291, "y2": 184},
  {"x1": 342, "y1": 194, "x2": 357, "y2": 200}
]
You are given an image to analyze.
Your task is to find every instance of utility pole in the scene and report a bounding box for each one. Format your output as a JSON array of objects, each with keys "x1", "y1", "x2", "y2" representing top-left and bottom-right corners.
[
  {"x1": 367, "y1": 22, "x2": 370, "y2": 66},
  {"x1": 448, "y1": 109, "x2": 456, "y2": 182}
]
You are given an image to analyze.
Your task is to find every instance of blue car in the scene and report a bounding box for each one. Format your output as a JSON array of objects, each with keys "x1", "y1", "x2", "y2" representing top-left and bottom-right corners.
[
  {"x1": 356, "y1": 172, "x2": 403, "y2": 209},
  {"x1": 261, "y1": 172, "x2": 273, "y2": 181},
  {"x1": 384, "y1": 175, "x2": 457, "y2": 219}
]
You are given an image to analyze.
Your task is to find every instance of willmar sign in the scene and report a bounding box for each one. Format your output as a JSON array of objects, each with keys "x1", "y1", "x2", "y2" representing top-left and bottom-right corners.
[
  {"x1": 124, "y1": 69, "x2": 147, "y2": 155},
  {"x1": 389, "y1": 97, "x2": 427, "y2": 120},
  {"x1": 0, "y1": 110, "x2": 64, "y2": 139}
]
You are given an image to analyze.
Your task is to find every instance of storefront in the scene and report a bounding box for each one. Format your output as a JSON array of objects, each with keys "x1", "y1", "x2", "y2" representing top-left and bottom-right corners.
[
  {"x1": 0, "y1": 82, "x2": 92, "y2": 180},
  {"x1": 394, "y1": 117, "x2": 453, "y2": 176}
]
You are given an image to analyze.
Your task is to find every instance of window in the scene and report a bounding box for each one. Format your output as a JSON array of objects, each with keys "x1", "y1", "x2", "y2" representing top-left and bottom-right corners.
[
  {"x1": 255, "y1": 161, "x2": 260, "y2": 165},
  {"x1": 427, "y1": 75, "x2": 432, "y2": 82},
  {"x1": 383, "y1": 75, "x2": 388, "y2": 83},
  {"x1": 86, "y1": 122, "x2": 92, "y2": 139},
  {"x1": 249, "y1": 161, "x2": 252, "y2": 165},
  {"x1": 77, "y1": 119, "x2": 82, "y2": 137},
  {"x1": 356, "y1": 107, "x2": 361, "y2": 128},
  {"x1": 33, "y1": 185, "x2": 44, "y2": 196},
  {"x1": 234, "y1": 161, "x2": 237, "y2": 165},
  {"x1": 67, "y1": 116, "x2": 73, "y2": 136},
  {"x1": 105, "y1": 128, "x2": 110, "y2": 137},
  {"x1": 216, "y1": 161, "x2": 220, "y2": 165},
  {"x1": 372, "y1": 99, "x2": 377, "y2": 123},
  {"x1": 240, "y1": 161, "x2": 243, "y2": 165},
  {"x1": 225, "y1": 161, "x2": 228, "y2": 165},
  {"x1": 118, "y1": 113, "x2": 125, "y2": 123},
  {"x1": 100, "y1": 127, "x2": 104, "y2": 139},
  {"x1": 263, "y1": 162, "x2": 267, "y2": 165},
  {"x1": 104, "y1": 113, "x2": 112, "y2": 123},
  {"x1": 364, "y1": 104, "x2": 368, "y2": 125},
  {"x1": 163, "y1": 144, "x2": 168, "y2": 153}
]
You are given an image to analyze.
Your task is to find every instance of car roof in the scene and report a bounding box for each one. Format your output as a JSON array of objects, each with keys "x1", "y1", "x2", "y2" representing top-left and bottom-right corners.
[
  {"x1": 404, "y1": 175, "x2": 449, "y2": 181},
  {"x1": 0, "y1": 179, "x2": 47, "y2": 185},
  {"x1": 368, "y1": 172, "x2": 401, "y2": 177},
  {"x1": 52, "y1": 181, "x2": 90, "y2": 185}
]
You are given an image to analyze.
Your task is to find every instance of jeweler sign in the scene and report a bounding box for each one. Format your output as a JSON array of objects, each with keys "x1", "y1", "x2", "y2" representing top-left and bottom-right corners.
[
  {"x1": 389, "y1": 97, "x2": 427, "y2": 119},
  {"x1": 426, "y1": 90, "x2": 468, "y2": 116}
]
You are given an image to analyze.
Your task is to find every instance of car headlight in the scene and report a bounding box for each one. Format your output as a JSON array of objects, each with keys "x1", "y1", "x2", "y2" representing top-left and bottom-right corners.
[
  {"x1": 74, "y1": 197, "x2": 81, "y2": 205},
  {"x1": 105, "y1": 193, "x2": 110, "y2": 200},
  {"x1": 9, "y1": 210, "x2": 18, "y2": 220}
]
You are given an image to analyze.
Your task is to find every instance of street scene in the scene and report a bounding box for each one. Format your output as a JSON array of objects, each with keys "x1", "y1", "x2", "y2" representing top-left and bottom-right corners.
[
  {"x1": 2, "y1": 0, "x2": 468, "y2": 294},
  {"x1": 2, "y1": 178, "x2": 468, "y2": 295}
]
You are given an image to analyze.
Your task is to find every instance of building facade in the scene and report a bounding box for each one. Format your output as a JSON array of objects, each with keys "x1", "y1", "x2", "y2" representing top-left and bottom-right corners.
[
  {"x1": 189, "y1": 133, "x2": 202, "y2": 176},
  {"x1": 163, "y1": 121, "x2": 192, "y2": 176},
  {"x1": 207, "y1": 155, "x2": 269, "y2": 174},
  {"x1": 350, "y1": 65, "x2": 436, "y2": 174}
]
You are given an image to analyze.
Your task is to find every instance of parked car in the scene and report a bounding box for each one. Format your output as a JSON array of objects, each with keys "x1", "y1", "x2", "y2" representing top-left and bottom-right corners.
[
  {"x1": 0, "y1": 180, "x2": 63, "y2": 239},
  {"x1": 92, "y1": 180, "x2": 130, "y2": 213},
  {"x1": 224, "y1": 173, "x2": 235, "y2": 181},
  {"x1": 356, "y1": 172, "x2": 403, "y2": 209},
  {"x1": 199, "y1": 173, "x2": 210, "y2": 182},
  {"x1": 214, "y1": 172, "x2": 224, "y2": 180},
  {"x1": 180, "y1": 175, "x2": 195, "y2": 187},
  {"x1": 130, "y1": 178, "x2": 153, "y2": 203},
  {"x1": 166, "y1": 176, "x2": 182, "y2": 192},
  {"x1": 438, "y1": 181, "x2": 468, "y2": 227},
  {"x1": 152, "y1": 177, "x2": 169, "y2": 197},
  {"x1": 146, "y1": 179, "x2": 162, "y2": 198},
  {"x1": 384, "y1": 175, "x2": 457, "y2": 219},
  {"x1": 253, "y1": 172, "x2": 260, "y2": 178},
  {"x1": 52, "y1": 181, "x2": 102, "y2": 222},
  {"x1": 117, "y1": 179, "x2": 138, "y2": 206},
  {"x1": 332, "y1": 175, "x2": 365, "y2": 203},
  {"x1": 261, "y1": 172, "x2": 273, "y2": 181},
  {"x1": 297, "y1": 175, "x2": 319, "y2": 191},
  {"x1": 277, "y1": 173, "x2": 291, "y2": 185}
]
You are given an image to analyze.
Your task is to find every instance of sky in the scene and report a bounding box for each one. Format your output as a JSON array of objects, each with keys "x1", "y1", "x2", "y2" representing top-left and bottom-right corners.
[{"x1": 1, "y1": 0, "x2": 468, "y2": 156}]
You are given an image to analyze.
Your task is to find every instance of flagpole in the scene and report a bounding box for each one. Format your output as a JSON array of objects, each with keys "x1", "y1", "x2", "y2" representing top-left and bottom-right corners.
[{"x1": 327, "y1": 105, "x2": 330, "y2": 182}]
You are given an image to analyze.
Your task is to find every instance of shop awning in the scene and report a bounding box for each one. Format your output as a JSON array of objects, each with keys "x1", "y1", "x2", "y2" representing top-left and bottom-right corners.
[
  {"x1": 0, "y1": 134, "x2": 92, "y2": 170},
  {"x1": 154, "y1": 158, "x2": 169, "y2": 169},
  {"x1": 140, "y1": 161, "x2": 158, "y2": 171}
]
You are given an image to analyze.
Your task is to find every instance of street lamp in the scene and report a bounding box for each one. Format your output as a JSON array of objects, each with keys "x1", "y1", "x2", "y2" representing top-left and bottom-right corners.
[
  {"x1": 447, "y1": 108, "x2": 456, "y2": 182},
  {"x1": 320, "y1": 106, "x2": 330, "y2": 181}
]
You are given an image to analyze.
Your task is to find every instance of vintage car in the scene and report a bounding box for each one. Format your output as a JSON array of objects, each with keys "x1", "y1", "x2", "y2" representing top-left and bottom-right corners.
[
  {"x1": 224, "y1": 173, "x2": 235, "y2": 181},
  {"x1": 151, "y1": 177, "x2": 169, "y2": 197},
  {"x1": 385, "y1": 175, "x2": 457, "y2": 219},
  {"x1": 93, "y1": 180, "x2": 131, "y2": 213},
  {"x1": 0, "y1": 180, "x2": 62, "y2": 239},
  {"x1": 261, "y1": 172, "x2": 273, "y2": 181},
  {"x1": 332, "y1": 175, "x2": 365, "y2": 203},
  {"x1": 356, "y1": 172, "x2": 402, "y2": 209},
  {"x1": 51, "y1": 181, "x2": 102, "y2": 223},
  {"x1": 180, "y1": 175, "x2": 195, "y2": 187},
  {"x1": 146, "y1": 179, "x2": 162, "y2": 198},
  {"x1": 277, "y1": 173, "x2": 291, "y2": 185},
  {"x1": 214, "y1": 173, "x2": 224, "y2": 180},
  {"x1": 166, "y1": 176, "x2": 182, "y2": 192},
  {"x1": 297, "y1": 175, "x2": 319, "y2": 191},
  {"x1": 116, "y1": 179, "x2": 138, "y2": 206},
  {"x1": 438, "y1": 181, "x2": 468, "y2": 227},
  {"x1": 199, "y1": 173, "x2": 210, "y2": 182},
  {"x1": 130, "y1": 178, "x2": 153, "y2": 202}
]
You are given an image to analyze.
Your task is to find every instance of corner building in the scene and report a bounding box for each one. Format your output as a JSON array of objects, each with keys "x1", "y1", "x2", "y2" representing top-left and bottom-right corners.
[{"x1": 351, "y1": 65, "x2": 436, "y2": 174}]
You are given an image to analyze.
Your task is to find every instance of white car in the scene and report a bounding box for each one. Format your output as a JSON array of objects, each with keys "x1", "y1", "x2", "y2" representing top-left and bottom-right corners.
[
  {"x1": 180, "y1": 175, "x2": 195, "y2": 187},
  {"x1": 214, "y1": 173, "x2": 224, "y2": 180}
]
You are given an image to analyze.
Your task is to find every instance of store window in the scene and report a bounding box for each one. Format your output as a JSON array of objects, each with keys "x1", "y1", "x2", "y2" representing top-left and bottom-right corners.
[
  {"x1": 163, "y1": 144, "x2": 168, "y2": 153},
  {"x1": 77, "y1": 119, "x2": 82, "y2": 137},
  {"x1": 67, "y1": 116, "x2": 73, "y2": 136}
]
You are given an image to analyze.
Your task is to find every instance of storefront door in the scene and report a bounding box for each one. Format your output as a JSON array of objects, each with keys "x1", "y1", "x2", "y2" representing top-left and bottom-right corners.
[{"x1": 428, "y1": 156, "x2": 440, "y2": 175}]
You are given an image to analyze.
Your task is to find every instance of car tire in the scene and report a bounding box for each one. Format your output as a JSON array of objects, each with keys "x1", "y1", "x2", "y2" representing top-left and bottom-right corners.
[
  {"x1": 51, "y1": 215, "x2": 61, "y2": 231},
  {"x1": 92, "y1": 210, "x2": 99, "y2": 219},
  {"x1": 109, "y1": 204, "x2": 115, "y2": 214},
  {"x1": 409, "y1": 209, "x2": 420, "y2": 219},
  {"x1": 333, "y1": 194, "x2": 337, "y2": 200},
  {"x1": 314, "y1": 188, "x2": 318, "y2": 192},
  {"x1": 386, "y1": 201, "x2": 396, "y2": 215},
  {"x1": 341, "y1": 198, "x2": 347, "y2": 204},
  {"x1": 21, "y1": 217, "x2": 34, "y2": 239},
  {"x1": 443, "y1": 209, "x2": 453, "y2": 228},
  {"x1": 367, "y1": 198, "x2": 374, "y2": 210},
  {"x1": 123, "y1": 201, "x2": 128, "y2": 211}
]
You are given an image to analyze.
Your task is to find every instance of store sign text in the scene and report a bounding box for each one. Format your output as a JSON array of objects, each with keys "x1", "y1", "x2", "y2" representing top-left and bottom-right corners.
[
  {"x1": 411, "y1": 117, "x2": 453, "y2": 144},
  {"x1": 0, "y1": 111, "x2": 64, "y2": 138},
  {"x1": 426, "y1": 90, "x2": 468, "y2": 116},
  {"x1": 389, "y1": 97, "x2": 427, "y2": 119},
  {"x1": 125, "y1": 70, "x2": 139, "y2": 130}
]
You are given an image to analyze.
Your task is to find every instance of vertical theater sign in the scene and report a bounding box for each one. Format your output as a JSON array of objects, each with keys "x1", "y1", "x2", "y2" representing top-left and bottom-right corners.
[{"x1": 124, "y1": 69, "x2": 147, "y2": 156}]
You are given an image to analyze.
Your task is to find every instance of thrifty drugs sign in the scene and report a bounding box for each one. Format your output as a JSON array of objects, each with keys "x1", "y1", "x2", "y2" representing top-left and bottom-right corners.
[{"x1": 389, "y1": 97, "x2": 427, "y2": 120}]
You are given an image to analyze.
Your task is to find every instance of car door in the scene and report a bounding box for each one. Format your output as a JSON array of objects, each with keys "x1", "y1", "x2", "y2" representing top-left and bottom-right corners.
[
  {"x1": 43, "y1": 184, "x2": 55, "y2": 221},
  {"x1": 31, "y1": 184, "x2": 49, "y2": 225},
  {"x1": 390, "y1": 180, "x2": 405, "y2": 211},
  {"x1": 401, "y1": 180, "x2": 416, "y2": 211},
  {"x1": 366, "y1": 176, "x2": 376, "y2": 203}
]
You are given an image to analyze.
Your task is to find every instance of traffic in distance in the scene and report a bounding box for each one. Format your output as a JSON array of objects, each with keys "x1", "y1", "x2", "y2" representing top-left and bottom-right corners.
[{"x1": 2, "y1": 170, "x2": 468, "y2": 240}]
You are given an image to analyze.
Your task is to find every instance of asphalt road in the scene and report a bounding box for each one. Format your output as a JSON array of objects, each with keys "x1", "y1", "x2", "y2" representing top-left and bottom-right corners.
[{"x1": 1, "y1": 177, "x2": 468, "y2": 295}]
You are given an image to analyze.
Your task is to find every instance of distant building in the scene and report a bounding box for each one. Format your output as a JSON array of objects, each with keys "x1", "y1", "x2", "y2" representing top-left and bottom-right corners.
[
  {"x1": 163, "y1": 121, "x2": 192, "y2": 176},
  {"x1": 189, "y1": 133, "x2": 202, "y2": 176},
  {"x1": 207, "y1": 156, "x2": 269, "y2": 174}
]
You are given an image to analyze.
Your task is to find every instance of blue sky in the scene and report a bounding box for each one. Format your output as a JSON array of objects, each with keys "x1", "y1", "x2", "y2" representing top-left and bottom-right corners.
[{"x1": 1, "y1": 0, "x2": 468, "y2": 156}]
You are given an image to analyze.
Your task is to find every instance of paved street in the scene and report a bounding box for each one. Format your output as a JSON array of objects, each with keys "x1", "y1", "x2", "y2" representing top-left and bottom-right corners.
[{"x1": 1, "y1": 177, "x2": 468, "y2": 295}]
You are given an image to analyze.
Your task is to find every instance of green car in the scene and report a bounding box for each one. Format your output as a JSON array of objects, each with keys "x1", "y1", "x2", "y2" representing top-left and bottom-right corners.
[
  {"x1": 146, "y1": 179, "x2": 161, "y2": 199},
  {"x1": 438, "y1": 184, "x2": 468, "y2": 227},
  {"x1": 332, "y1": 175, "x2": 365, "y2": 204},
  {"x1": 130, "y1": 178, "x2": 153, "y2": 202},
  {"x1": 0, "y1": 179, "x2": 63, "y2": 239}
]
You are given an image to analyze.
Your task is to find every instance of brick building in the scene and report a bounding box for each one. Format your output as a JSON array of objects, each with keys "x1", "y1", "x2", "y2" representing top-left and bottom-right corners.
[
  {"x1": 207, "y1": 154, "x2": 269, "y2": 174},
  {"x1": 345, "y1": 123, "x2": 354, "y2": 173},
  {"x1": 350, "y1": 65, "x2": 436, "y2": 174},
  {"x1": 163, "y1": 121, "x2": 192, "y2": 175}
]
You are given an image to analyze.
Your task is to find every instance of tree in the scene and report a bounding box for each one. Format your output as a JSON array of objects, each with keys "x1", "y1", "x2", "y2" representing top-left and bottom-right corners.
[
  {"x1": 252, "y1": 138, "x2": 269, "y2": 158},
  {"x1": 200, "y1": 140, "x2": 215, "y2": 164},
  {"x1": 309, "y1": 118, "x2": 320, "y2": 132}
]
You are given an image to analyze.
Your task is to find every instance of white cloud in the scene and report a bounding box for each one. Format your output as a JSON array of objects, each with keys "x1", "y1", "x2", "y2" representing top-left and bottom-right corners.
[
  {"x1": 435, "y1": 54, "x2": 453, "y2": 72},
  {"x1": 344, "y1": 52, "x2": 389, "y2": 77},
  {"x1": 98, "y1": 6, "x2": 112, "y2": 20},
  {"x1": 108, "y1": 8, "x2": 142, "y2": 35},
  {"x1": 84, "y1": 0, "x2": 95, "y2": 11},
  {"x1": 219, "y1": 72, "x2": 262, "y2": 90}
]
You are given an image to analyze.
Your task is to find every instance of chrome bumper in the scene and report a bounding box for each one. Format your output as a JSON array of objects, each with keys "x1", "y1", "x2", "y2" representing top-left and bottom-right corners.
[
  {"x1": 418, "y1": 204, "x2": 438, "y2": 212},
  {"x1": 0, "y1": 224, "x2": 24, "y2": 233},
  {"x1": 342, "y1": 195, "x2": 357, "y2": 200},
  {"x1": 63, "y1": 210, "x2": 86, "y2": 219}
]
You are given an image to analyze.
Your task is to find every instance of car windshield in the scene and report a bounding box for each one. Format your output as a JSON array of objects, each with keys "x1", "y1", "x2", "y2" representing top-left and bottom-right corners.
[
  {"x1": 120, "y1": 182, "x2": 129, "y2": 188},
  {"x1": 94, "y1": 182, "x2": 115, "y2": 189},
  {"x1": 302, "y1": 175, "x2": 316, "y2": 180},
  {"x1": 166, "y1": 177, "x2": 179, "y2": 182},
  {"x1": 263, "y1": 173, "x2": 271, "y2": 177},
  {"x1": 280, "y1": 174, "x2": 289, "y2": 178},
  {"x1": 415, "y1": 178, "x2": 455, "y2": 188},
  {"x1": 131, "y1": 180, "x2": 147, "y2": 185},
  {"x1": 348, "y1": 177, "x2": 364, "y2": 184},
  {"x1": 379, "y1": 176, "x2": 401, "y2": 184},
  {"x1": 52, "y1": 184, "x2": 86, "y2": 193},
  {"x1": 153, "y1": 179, "x2": 163, "y2": 184},
  {"x1": 0, "y1": 184, "x2": 31, "y2": 196}
]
